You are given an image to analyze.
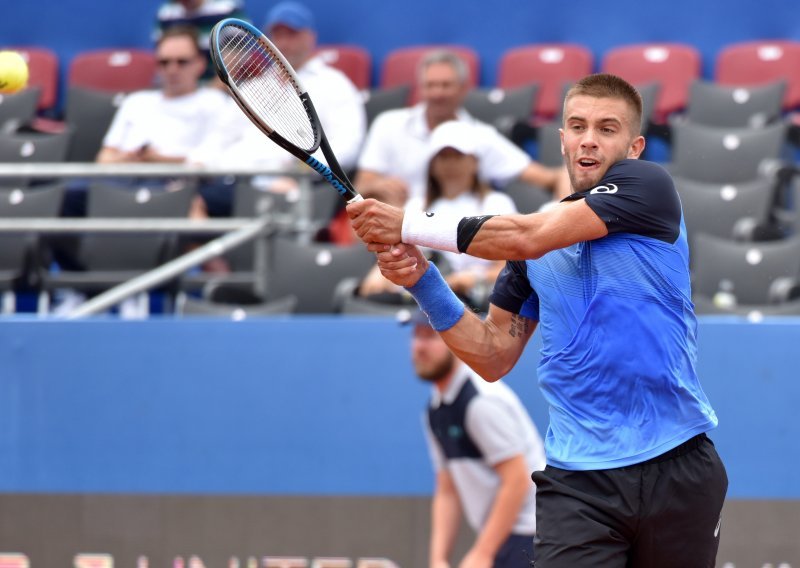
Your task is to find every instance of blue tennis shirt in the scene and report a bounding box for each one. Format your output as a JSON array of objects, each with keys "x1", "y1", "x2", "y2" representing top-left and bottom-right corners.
[{"x1": 490, "y1": 159, "x2": 718, "y2": 470}]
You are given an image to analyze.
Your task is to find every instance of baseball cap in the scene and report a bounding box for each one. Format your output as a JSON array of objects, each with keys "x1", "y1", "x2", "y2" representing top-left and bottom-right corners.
[
  {"x1": 264, "y1": 2, "x2": 316, "y2": 31},
  {"x1": 427, "y1": 120, "x2": 481, "y2": 162}
]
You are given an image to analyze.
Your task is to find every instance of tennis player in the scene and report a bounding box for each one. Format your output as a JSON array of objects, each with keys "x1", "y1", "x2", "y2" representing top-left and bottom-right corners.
[{"x1": 348, "y1": 73, "x2": 728, "y2": 567}]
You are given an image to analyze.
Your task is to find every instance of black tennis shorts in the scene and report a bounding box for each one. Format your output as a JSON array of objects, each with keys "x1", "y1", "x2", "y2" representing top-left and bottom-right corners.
[{"x1": 530, "y1": 433, "x2": 728, "y2": 568}]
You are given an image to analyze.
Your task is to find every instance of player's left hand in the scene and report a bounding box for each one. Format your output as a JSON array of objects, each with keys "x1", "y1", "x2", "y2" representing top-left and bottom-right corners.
[
  {"x1": 347, "y1": 198, "x2": 404, "y2": 245},
  {"x1": 367, "y1": 242, "x2": 428, "y2": 288}
]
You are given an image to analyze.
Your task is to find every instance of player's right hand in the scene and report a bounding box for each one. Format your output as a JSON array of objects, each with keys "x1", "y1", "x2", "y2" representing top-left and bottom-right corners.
[{"x1": 347, "y1": 198, "x2": 404, "y2": 245}]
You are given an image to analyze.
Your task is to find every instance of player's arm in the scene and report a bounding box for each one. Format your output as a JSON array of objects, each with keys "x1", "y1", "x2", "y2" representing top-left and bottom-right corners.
[
  {"x1": 463, "y1": 454, "x2": 530, "y2": 567},
  {"x1": 349, "y1": 197, "x2": 608, "y2": 262},
  {"x1": 430, "y1": 469, "x2": 462, "y2": 568},
  {"x1": 441, "y1": 303, "x2": 535, "y2": 382},
  {"x1": 371, "y1": 244, "x2": 535, "y2": 382},
  {"x1": 464, "y1": 198, "x2": 607, "y2": 260}
]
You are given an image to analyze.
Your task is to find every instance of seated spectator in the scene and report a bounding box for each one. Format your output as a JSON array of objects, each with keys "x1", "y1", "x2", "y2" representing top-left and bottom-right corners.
[
  {"x1": 355, "y1": 50, "x2": 571, "y2": 208},
  {"x1": 97, "y1": 25, "x2": 227, "y2": 167},
  {"x1": 153, "y1": 0, "x2": 249, "y2": 80},
  {"x1": 189, "y1": 1, "x2": 367, "y2": 216},
  {"x1": 359, "y1": 121, "x2": 516, "y2": 309}
]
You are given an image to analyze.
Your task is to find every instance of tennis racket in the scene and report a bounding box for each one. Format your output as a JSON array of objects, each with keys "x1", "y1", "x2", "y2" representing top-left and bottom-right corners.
[{"x1": 209, "y1": 18, "x2": 362, "y2": 203}]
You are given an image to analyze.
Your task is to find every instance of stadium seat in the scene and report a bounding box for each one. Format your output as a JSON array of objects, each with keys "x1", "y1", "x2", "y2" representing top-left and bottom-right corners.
[
  {"x1": 227, "y1": 182, "x2": 338, "y2": 269},
  {"x1": 692, "y1": 294, "x2": 800, "y2": 316},
  {"x1": 668, "y1": 121, "x2": 788, "y2": 183},
  {"x1": 674, "y1": 176, "x2": 777, "y2": 251},
  {"x1": 0, "y1": 88, "x2": 39, "y2": 132},
  {"x1": 265, "y1": 237, "x2": 375, "y2": 314},
  {"x1": 1, "y1": 47, "x2": 59, "y2": 112},
  {"x1": 63, "y1": 86, "x2": 126, "y2": 162},
  {"x1": 181, "y1": 181, "x2": 340, "y2": 296},
  {"x1": 363, "y1": 85, "x2": 410, "y2": 126},
  {"x1": 533, "y1": 121, "x2": 563, "y2": 168},
  {"x1": 715, "y1": 40, "x2": 800, "y2": 111},
  {"x1": 380, "y1": 45, "x2": 480, "y2": 105},
  {"x1": 497, "y1": 44, "x2": 594, "y2": 120},
  {"x1": 0, "y1": 184, "x2": 64, "y2": 313},
  {"x1": 68, "y1": 48, "x2": 157, "y2": 93},
  {"x1": 43, "y1": 184, "x2": 194, "y2": 307},
  {"x1": 502, "y1": 179, "x2": 553, "y2": 213},
  {"x1": 681, "y1": 80, "x2": 786, "y2": 128},
  {"x1": 601, "y1": 43, "x2": 701, "y2": 122},
  {"x1": 315, "y1": 44, "x2": 372, "y2": 91},
  {"x1": 691, "y1": 233, "x2": 800, "y2": 306},
  {"x1": 463, "y1": 84, "x2": 538, "y2": 139},
  {"x1": 0, "y1": 129, "x2": 72, "y2": 185}
]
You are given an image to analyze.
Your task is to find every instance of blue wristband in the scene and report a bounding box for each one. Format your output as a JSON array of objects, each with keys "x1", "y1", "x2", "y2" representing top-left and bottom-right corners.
[{"x1": 405, "y1": 263, "x2": 465, "y2": 331}]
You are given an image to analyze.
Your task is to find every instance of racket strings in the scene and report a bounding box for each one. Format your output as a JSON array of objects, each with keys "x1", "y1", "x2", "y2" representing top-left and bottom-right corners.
[{"x1": 218, "y1": 25, "x2": 317, "y2": 151}]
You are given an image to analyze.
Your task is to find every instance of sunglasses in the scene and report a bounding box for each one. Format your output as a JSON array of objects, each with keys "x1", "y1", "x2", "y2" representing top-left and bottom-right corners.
[{"x1": 157, "y1": 57, "x2": 194, "y2": 68}]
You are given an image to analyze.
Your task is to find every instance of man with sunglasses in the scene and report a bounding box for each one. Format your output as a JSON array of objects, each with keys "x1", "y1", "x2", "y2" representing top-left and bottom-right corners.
[{"x1": 97, "y1": 25, "x2": 226, "y2": 164}]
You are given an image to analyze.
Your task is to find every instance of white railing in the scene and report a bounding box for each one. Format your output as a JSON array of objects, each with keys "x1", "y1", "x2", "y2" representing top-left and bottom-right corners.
[{"x1": 0, "y1": 163, "x2": 318, "y2": 318}]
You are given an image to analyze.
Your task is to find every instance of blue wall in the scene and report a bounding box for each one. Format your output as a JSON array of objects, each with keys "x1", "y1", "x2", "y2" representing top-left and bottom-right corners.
[
  {"x1": 4, "y1": 0, "x2": 800, "y2": 109},
  {"x1": 0, "y1": 316, "x2": 798, "y2": 499}
]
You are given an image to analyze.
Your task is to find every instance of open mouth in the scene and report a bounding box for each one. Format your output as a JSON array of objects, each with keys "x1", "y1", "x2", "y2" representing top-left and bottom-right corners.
[{"x1": 577, "y1": 157, "x2": 600, "y2": 168}]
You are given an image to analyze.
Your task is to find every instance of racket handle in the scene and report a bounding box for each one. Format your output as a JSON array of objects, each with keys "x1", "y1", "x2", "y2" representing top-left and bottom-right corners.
[{"x1": 347, "y1": 194, "x2": 363, "y2": 204}]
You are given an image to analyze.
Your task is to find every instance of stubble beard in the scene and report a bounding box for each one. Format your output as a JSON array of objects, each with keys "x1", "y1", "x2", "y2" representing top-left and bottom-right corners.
[{"x1": 415, "y1": 351, "x2": 457, "y2": 383}]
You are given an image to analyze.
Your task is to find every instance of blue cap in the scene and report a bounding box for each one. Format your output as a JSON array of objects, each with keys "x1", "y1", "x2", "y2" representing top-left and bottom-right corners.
[{"x1": 264, "y1": 2, "x2": 316, "y2": 31}]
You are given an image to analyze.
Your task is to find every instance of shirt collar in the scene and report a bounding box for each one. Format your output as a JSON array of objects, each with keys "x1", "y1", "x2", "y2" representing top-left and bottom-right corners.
[{"x1": 429, "y1": 362, "x2": 471, "y2": 408}]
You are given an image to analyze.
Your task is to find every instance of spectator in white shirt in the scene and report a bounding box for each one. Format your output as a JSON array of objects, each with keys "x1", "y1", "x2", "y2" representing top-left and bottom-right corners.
[
  {"x1": 359, "y1": 121, "x2": 517, "y2": 309},
  {"x1": 355, "y1": 50, "x2": 570, "y2": 207},
  {"x1": 97, "y1": 25, "x2": 226, "y2": 165}
]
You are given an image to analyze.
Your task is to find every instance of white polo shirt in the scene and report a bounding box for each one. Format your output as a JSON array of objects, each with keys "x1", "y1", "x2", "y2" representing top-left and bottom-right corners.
[
  {"x1": 424, "y1": 363, "x2": 546, "y2": 535},
  {"x1": 102, "y1": 87, "x2": 228, "y2": 158},
  {"x1": 358, "y1": 104, "x2": 531, "y2": 202}
]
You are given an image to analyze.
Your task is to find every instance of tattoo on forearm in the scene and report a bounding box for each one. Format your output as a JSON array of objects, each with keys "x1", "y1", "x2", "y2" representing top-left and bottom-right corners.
[{"x1": 509, "y1": 314, "x2": 530, "y2": 338}]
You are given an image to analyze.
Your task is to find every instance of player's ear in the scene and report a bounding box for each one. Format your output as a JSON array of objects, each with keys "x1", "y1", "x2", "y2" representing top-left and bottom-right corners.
[{"x1": 628, "y1": 135, "x2": 645, "y2": 159}]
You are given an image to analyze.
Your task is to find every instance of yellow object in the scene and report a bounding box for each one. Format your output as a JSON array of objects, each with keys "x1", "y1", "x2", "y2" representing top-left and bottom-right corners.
[{"x1": 0, "y1": 51, "x2": 29, "y2": 94}]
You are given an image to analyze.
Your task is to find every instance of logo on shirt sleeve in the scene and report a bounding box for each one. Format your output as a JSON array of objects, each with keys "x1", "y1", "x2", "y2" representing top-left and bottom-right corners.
[{"x1": 589, "y1": 183, "x2": 619, "y2": 194}]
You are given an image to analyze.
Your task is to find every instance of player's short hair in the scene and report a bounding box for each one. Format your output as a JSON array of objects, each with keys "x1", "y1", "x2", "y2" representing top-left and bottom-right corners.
[
  {"x1": 564, "y1": 73, "x2": 643, "y2": 135},
  {"x1": 156, "y1": 24, "x2": 202, "y2": 55},
  {"x1": 417, "y1": 50, "x2": 469, "y2": 85}
]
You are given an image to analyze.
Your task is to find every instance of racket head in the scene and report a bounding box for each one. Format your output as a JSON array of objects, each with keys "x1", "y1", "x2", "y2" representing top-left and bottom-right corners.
[{"x1": 210, "y1": 18, "x2": 322, "y2": 154}]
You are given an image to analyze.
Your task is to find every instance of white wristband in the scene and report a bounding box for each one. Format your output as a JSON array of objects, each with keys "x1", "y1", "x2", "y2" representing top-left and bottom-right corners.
[{"x1": 401, "y1": 209, "x2": 461, "y2": 253}]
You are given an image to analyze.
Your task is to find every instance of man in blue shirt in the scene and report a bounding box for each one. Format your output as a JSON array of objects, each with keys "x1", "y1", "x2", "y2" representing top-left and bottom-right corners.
[{"x1": 347, "y1": 73, "x2": 728, "y2": 567}]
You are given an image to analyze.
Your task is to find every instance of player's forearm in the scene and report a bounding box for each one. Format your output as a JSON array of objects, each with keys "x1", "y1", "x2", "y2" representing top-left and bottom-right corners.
[
  {"x1": 399, "y1": 199, "x2": 608, "y2": 262},
  {"x1": 440, "y1": 311, "x2": 523, "y2": 382},
  {"x1": 400, "y1": 259, "x2": 531, "y2": 382},
  {"x1": 401, "y1": 209, "x2": 551, "y2": 261}
]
